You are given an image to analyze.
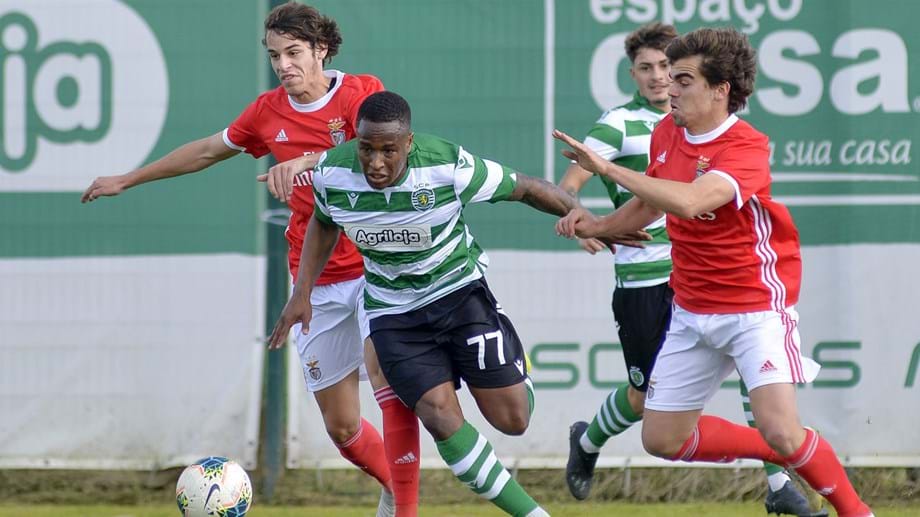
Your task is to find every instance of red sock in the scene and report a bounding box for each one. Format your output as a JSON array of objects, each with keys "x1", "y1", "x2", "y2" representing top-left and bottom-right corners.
[
  {"x1": 376, "y1": 386, "x2": 420, "y2": 517},
  {"x1": 674, "y1": 415, "x2": 785, "y2": 465},
  {"x1": 336, "y1": 418, "x2": 392, "y2": 491},
  {"x1": 783, "y1": 428, "x2": 872, "y2": 517}
]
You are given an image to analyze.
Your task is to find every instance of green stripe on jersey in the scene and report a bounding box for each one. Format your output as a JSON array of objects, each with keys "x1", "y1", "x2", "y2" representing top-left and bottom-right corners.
[
  {"x1": 363, "y1": 240, "x2": 473, "y2": 291},
  {"x1": 325, "y1": 184, "x2": 456, "y2": 212},
  {"x1": 615, "y1": 259, "x2": 673, "y2": 285}
]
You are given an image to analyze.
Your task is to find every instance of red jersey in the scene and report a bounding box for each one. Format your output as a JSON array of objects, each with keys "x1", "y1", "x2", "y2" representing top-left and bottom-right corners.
[
  {"x1": 646, "y1": 114, "x2": 802, "y2": 313},
  {"x1": 224, "y1": 70, "x2": 383, "y2": 284}
]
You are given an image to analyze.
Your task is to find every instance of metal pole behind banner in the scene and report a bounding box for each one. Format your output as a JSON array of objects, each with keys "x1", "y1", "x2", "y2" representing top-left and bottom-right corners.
[{"x1": 259, "y1": 0, "x2": 289, "y2": 503}]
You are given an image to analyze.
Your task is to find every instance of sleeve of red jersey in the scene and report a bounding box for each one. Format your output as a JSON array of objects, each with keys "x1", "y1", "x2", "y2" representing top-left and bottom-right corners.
[
  {"x1": 223, "y1": 99, "x2": 271, "y2": 159},
  {"x1": 344, "y1": 74, "x2": 386, "y2": 129},
  {"x1": 707, "y1": 136, "x2": 771, "y2": 210}
]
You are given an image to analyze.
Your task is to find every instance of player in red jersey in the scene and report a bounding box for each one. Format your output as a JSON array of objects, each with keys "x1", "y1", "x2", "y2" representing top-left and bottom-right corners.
[
  {"x1": 82, "y1": 4, "x2": 419, "y2": 516},
  {"x1": 554, "y1": 27, "x2": 873, "y2": 517}
]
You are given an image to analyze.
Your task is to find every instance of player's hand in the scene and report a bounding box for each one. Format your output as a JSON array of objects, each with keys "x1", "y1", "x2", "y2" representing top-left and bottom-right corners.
[
  {"x1": 81, "y1": 176, "x2": 128, "y2": 203},
  {"x1": 267, "y1": 291, "x2": 313, "y2": 349},
  {"x1": 258, "y1": 155, "x2": 313, "y2": 204},
  {"x1": 556, "y1": 207, "x2": 597, "y2": 238},
  {"x1": 577, "y1": 237, "x2": 607, "y2": 255},
  {"x1": 553, "y1": 129, "x2": 610, "y2": 177}
]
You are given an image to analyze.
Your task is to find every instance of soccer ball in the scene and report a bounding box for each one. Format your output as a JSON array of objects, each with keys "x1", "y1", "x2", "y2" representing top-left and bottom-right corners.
[{"x1": 175, "y1": 456, "x2": 253, "y2": 517}]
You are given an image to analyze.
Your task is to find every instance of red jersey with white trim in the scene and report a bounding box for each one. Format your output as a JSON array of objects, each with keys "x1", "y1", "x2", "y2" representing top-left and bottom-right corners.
[
  {"x1": 646, "y1": 114, "x2": 801, "y2": 313},
  {"x1": 224, "y1": 70, "x2": 384, "y2": 284}
]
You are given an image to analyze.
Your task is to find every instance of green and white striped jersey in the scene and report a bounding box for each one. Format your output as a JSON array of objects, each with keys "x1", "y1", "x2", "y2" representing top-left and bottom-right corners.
[
  {"x1": 313, "y1": 133, "x2": 517, "y2": 317},
  {"x1": 585, "y1": 92, "x2": 671, "y2": 288}
]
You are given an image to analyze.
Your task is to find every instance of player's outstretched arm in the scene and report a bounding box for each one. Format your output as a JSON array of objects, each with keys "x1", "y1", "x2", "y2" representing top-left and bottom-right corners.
[
  {"x1": 256, "y1": 153, "x2": 321, "y2": 203},
  {"x1": 267, "y1": 215, "x2": 340, "y2": 349},
  {"x1": 509, "y1": 173, "x2": 580, "y2": 217},
  {"x1": 81, "y1": 132, "x2": 239, "y2": 203}
]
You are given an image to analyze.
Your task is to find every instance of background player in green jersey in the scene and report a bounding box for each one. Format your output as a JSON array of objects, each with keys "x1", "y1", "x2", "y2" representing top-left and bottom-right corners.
[
  {"x1": 269, "y1": 91, "x2": 646, "y2": 517},
  {"x1": 559, "y1": 22, "x2": 825, "y2": 517}
]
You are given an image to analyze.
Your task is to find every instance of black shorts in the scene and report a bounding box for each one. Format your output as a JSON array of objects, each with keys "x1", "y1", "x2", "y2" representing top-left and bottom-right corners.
[
  {"x1": 369, "y1": 279, "x2": 528, "y2": 409},
  {"x1": 611, "y1": 282, "x2": 673, "y2": 392}
]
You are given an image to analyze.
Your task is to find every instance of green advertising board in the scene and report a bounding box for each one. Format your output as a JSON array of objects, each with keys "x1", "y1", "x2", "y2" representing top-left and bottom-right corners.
[
  {"x1": 0, "y1": 0, "x2": 267, "y2": 258},
  {"x1": 312, "y1": 0, "x2": 919, "y2": 248},
  {"x1": 3, "y1": 0, "x2": 916, "y2": 251}
]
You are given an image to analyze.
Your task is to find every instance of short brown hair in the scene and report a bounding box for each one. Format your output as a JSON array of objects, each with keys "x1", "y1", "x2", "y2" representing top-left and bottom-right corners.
[
  {"x1": 625, "y1": 22, "x2": 678, "y2": 63},
  {"x1": 262, "y1": 2, "x2": 342, "y2": 65},
  {"x1": 665, "y1": 27, "x2": 756, "y2": 113}
]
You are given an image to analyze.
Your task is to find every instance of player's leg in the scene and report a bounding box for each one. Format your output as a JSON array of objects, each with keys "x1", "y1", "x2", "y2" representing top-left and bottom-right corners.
[
  {"x1": 640, "y1": 303, "x2": 784, "y2": 462},
  {"x1": 567, "y1": 283, "x2": 671, "y2": 499},
  {"x1": 735, "y1": 307, "x2": 871, "y2": 517},
  {"x1": 437, "y1": 281, "x2": 548, "y2": 517},
  {"x1": 295, "y1": 280, "x2": 391, "y2": 497},
  {"x1": 367, "y1": 338, "x2": 420, "y2": 517},
  {"x1": 426, "y1": 382, "x2": 546, "y2": 517},
  {"x1": 738, "y1": 380, "x2": 825, "y2": 517},
  {"x1": 747, "y1": 384, "x2": 870, "y2": 517},
  {"x1": 348, "y1": 276, "x2": 420, "y2": 517}
]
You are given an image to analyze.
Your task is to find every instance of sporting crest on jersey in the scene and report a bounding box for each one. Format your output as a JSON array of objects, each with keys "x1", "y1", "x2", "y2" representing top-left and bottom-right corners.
[
  {"x1": 695, "y1": 155, "x2": 711, "y2": 177},
  {"x1": 328, "y1": 117, "x2": 346, "y2": 146},
  {"x1": 629, "y1": 366, "x2": 644, "y2": 387},
  {"x1": 411, "y1": 187, "x2": 436, "y2": 211}
]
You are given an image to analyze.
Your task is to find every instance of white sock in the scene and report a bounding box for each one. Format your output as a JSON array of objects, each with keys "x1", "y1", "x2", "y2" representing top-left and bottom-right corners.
[
  {"x1": 767, "y1": 470, "x2": 791, "y2": 492},
  {"x1": 525, "y1": 507, "x2": 550, "y2": 517},
  {"x1": 579, "y1": 430, "x2": 601, "y2": 454}
]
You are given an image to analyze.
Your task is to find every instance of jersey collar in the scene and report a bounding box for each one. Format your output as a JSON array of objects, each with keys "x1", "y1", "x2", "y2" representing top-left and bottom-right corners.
[
  {"x1": 287, "y1": 70, "x2": 345, "y2": 113},
  {"x1": 683, "y1": 114, "x2": 739, "y2": 145},
  {"x1": 634, "y1": 91, "x2": 667, "y2": 115}
]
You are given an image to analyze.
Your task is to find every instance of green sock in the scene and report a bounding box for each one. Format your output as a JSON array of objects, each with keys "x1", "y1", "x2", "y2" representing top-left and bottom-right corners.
[
  {"x1": 582, "y1": 384, "x2": 641, "y2": 454},
  {"x1": 437, "y1": 421, "x2": 542, "y2": 517},
  {"x1": 525, "y1": 377, "x2": 535, "y2": 416},
  {"x1": 739, "y1": 381, "x2": 785, "y2": 477}
]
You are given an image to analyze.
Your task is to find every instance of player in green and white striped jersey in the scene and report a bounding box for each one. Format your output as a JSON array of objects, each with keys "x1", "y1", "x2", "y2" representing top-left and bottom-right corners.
[
  {"x1": 559, "y1": 23, "x2": 824, "y2": 517},
  {"x1": 269, "y1": 91, "x2": 633, "y2": 517}
]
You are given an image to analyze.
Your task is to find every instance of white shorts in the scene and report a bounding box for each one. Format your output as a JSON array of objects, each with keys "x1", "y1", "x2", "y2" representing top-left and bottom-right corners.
[
  {"x1": 645, "y1": 303, "x2": 820, "y2": 412},
  {"x1": 291, "y1": 276, "x2": 371, "y2": 392}
]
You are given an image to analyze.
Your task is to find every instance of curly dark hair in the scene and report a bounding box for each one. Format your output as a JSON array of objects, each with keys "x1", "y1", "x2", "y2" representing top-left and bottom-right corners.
[
  {"x1": 357, "y1": 91, "x2": 412, "y2": 131},
  {"x1": 625, "y1": 22, "x2": 678, "y2": 63},
  {"x1": 665, "y1": 27, "x2": 757, "y2": 114},
  {"x1": 262, "y1": 2, "x2": 342, "y2": 65}
]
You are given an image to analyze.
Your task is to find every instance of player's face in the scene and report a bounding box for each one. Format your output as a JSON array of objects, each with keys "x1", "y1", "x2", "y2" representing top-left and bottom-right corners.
[
  {"x1": 356, "y1": 120, "x2": 414, "y2": 190},
  {"x1": 630, "y1": 47, "x2": 671, "y2": 109},
  {"x1": 668, "y1": 55, "x2": 729, "y2": 133},
  {"x1": 265, "y1": 31, "x2": 326, "y2": 97}
]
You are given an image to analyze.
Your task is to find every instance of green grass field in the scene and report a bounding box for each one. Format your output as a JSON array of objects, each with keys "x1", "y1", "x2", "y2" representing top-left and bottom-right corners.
[{"x1": 0, "y1": 503, "x2": 916, "y2": 517}]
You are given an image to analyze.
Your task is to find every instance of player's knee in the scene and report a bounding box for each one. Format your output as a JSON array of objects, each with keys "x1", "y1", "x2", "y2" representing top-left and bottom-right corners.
[
  {"x1": 759, "y1": 425, "x2": 801, "y2": 457},
  {"x1": 493, "y1": 410, "x2": 530, "y2": 436},
  {"x1": 415, "y1": 395, "x2": 464, "y2": 441},
  {"x1": 325, "y1": 418, "x2": 361, "y2": 444},
  {"x1": 641, "y1": 428, "x2": 683, "y2": 459}
]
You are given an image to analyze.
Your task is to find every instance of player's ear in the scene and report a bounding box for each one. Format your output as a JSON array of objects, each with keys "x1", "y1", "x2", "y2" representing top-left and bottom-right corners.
[
  {"x1": 714, "y1": 81, "x2": 730, "y2": 102},
  {"x1": 314, "y1": 44, "x2": 328, "y2": 61},
  {"x1": 405, "y1": 132, "x2": 414, "y2": 151}
]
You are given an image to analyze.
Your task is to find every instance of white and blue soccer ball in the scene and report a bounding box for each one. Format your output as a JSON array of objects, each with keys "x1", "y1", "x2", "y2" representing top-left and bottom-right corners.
[{"x1": 175, "y1": 456, "x2": 253, "y2": 517}]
